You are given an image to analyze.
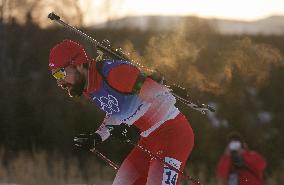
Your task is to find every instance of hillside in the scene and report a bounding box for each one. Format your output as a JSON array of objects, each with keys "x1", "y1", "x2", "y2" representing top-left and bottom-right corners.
[{"x1": 93, "y1": 15, "x2": 284, "y2": 35}]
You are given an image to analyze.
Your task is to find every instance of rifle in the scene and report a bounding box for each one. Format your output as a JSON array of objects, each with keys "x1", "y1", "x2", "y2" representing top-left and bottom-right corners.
[{"x1": 48, "y1": 12, "x2": 215, "y2": 114}]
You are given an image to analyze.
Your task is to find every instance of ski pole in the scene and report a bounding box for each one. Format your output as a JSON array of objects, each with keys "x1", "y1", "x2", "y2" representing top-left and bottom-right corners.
[
  {"x1": 124, "y1": 139, "x2": 202, "y2": 185},
  {"x1": 101, "y1": 123, "x2": 202, "y2": 184},
  {"x1": 90, "y1": 148, "x2": 119, "y2": 170},
  {"x1": 92, "y1": 142, "x2": 201, "y2": 185}
]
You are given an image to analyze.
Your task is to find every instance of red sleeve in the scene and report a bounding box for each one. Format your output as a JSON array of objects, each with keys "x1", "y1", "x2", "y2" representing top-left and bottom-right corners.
[
  {"x1": 216, "y1": 154, "x2": 232, "y2": 182},
  {"x1": 107, "y1": 64, "x2": 140, "y2": 93},
  {"x1": 242, "y1": 150, "x2": 266, "y2": 179}
]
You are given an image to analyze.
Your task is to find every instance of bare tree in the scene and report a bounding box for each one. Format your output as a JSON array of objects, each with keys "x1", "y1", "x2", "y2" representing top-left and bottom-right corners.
[
  {"x1": 0, "y1": 0, "x2": 5, "y2": 23},
  {"x1": 0, "y1": 0, "x2": 15, "y2": 23},
  {"x1": 0, "y1": 0, "x2": 85, "y2": 26}
]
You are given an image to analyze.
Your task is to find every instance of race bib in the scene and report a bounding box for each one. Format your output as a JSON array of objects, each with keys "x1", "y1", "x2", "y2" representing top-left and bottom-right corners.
[{"x1": 162, "y1": 157, "x2": 182, "y2": 185}]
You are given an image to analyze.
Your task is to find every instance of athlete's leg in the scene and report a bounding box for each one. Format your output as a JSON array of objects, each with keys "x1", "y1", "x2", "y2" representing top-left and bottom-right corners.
[
  {"x1": 112, "y1": 140, "x2": 150, "y2": 185},
  {"x1": 145, "y1": 114, "x2": 194, "y2": 185}
]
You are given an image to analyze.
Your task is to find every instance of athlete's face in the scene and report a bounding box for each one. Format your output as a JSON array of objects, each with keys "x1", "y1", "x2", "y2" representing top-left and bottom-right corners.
[{"x1": 52, "y1": 65, "x2": 86, "y2": 97}]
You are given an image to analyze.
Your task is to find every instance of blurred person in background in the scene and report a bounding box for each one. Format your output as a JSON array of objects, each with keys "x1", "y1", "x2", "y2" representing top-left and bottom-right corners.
[
  {"x1": 48, "y1": 39, "x2": 194, "y2": 185},
  {"x1": 216, "y1": 132, "x2": 266, "y2": 185}
]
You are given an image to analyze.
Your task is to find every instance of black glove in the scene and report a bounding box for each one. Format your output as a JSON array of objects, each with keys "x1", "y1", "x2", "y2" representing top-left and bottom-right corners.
[
  {"x1": 73, "y1": 133, "x2": 102, "y2": 150},
  {"x1": 106, "y1": 123, "x2": 132, "y2": 141}
]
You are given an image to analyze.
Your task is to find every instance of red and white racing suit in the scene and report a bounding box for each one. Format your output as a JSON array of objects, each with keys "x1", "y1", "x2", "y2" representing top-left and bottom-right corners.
[{"x1": 84, "y1": 60, "x2": 194, "y2": 185}]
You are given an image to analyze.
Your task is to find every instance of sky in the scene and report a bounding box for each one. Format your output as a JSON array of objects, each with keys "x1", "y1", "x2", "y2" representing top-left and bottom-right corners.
[{"x1": 80, "y1": 0, "x2": 284, "y2": 25}]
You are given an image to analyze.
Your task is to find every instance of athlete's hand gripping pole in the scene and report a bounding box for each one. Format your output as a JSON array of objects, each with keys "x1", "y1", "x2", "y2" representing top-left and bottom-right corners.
[{"x1": 73, "y1": 133, "x2": 119, "y2": 170}]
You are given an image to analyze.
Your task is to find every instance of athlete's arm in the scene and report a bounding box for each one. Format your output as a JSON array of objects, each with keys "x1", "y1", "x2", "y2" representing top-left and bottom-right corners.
[{"x1": 107, "y1": 64, "x2": 141, "y2": 93}]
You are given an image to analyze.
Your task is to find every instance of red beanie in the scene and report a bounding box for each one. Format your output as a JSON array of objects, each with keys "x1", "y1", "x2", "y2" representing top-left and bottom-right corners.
[{"x1": 49, "y1": 39, "x2": 89, "y2": 70}]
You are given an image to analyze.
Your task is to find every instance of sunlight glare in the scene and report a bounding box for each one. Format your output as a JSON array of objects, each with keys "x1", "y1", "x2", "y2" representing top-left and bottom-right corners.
[{"x1": 81, "y1": 0, "x2": 284, "y2": 25}]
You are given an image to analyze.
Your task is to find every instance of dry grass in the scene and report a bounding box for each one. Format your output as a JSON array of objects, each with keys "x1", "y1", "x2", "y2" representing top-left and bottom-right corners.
[
  {"x1": 0, "y1": 148, "x2": 115, "y2": 185},
  {"x1": 0, "y1": 148, "x2": 282, "y2": 185}
]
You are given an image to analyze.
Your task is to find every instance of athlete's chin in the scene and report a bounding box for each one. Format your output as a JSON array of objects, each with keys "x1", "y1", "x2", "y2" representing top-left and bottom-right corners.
[
  {"x1": 69, "y1": 88, "x2": 84, "y2": 97},
  {"x1": 67, "y1": 78, "x2": 85, "y2": 97}
]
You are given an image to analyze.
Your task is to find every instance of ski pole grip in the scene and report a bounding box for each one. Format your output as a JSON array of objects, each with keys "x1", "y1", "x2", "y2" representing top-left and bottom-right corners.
[{"x1": 48, "y1": 12, "x2": 60, "y2": 20}]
